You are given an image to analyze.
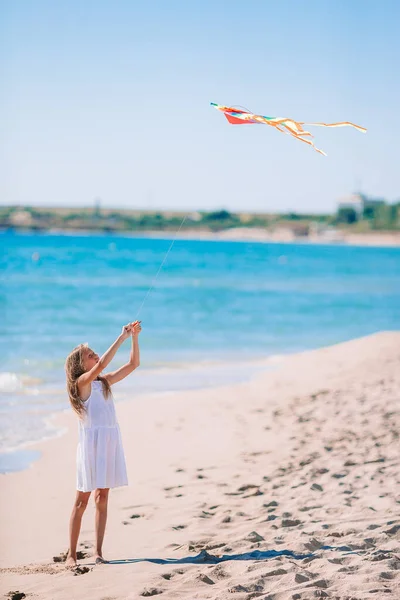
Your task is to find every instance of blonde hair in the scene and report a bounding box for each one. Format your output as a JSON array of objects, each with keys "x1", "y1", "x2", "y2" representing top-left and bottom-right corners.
[{"x1": 65, "y1": 343, "x2": 111, "y2": 416}]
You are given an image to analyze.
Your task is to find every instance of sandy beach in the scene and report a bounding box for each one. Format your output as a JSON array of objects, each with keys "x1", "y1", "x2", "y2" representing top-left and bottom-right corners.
[
  {"x1": 1, "y1": 332, "x2": 399, "y2": 599},
  {"x1": 115, "y1": 228, "x2": 400, "y2": 248}
]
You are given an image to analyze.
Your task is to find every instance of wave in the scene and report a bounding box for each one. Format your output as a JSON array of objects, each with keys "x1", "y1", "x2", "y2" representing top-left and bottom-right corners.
[
  {"x1": 0, "y1": 372, "x2": 24, "y2": 393},
  {"x1": 0, "y1": 372, "x2": 43, "y2": 393}
]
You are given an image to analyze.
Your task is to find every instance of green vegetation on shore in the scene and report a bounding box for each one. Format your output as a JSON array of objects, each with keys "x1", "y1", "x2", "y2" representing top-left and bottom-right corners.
[{"x1": 1, "y1": 199, "x2": 399, "y2": 236}]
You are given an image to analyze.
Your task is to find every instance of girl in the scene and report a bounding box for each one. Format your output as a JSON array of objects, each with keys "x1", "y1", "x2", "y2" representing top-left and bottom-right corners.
[{"x1": 64, "y1": 320, "x2": 142, "y2": 566}]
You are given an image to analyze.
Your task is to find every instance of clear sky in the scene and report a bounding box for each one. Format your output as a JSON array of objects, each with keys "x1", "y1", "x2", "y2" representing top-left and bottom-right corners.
[{"x1": 1, "y1": 0, "x2": 399, "y2": 213}]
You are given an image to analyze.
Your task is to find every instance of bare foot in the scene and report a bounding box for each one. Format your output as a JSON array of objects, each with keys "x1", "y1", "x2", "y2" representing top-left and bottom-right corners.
[
  {"x1": 65, "y1": 555, "x2": 77, "y2": 568},
  {"x1": 95, "y1": 555, "x2": 107, "y2": 564}
]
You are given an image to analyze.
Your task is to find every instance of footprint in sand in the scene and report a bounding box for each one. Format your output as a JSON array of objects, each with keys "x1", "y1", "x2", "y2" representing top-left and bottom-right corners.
[
  {"x1": 73, "y1": 566, "x2": 90, "y2": 576},
  {"x1": 380, "y1": 572, "x2": 396, "y2": 580},
  {"x1": 79, "y1": 540, "x2": 93, "y2": 549},
  {"x1": 264, "y1": 515, "x2": 278, "y2": 522},
  {"x1": 53, "y1": 550, "x2": 88, "y2": 563},
  {"x1": 384, "y1": 524, "x2": 400, "y2": 535},
  {"x1": 164, "y1": 485, "x2": 183, "y2": 492},
  {"x1": 388, "y1": 558, "x2": 400, "y2": 571},
  {"x1": 160, "y1": 569, "x2": 186, "y2": 581},
  {"x1": 245, "y1": 531, "x2": 265, "y2": 543},
  {"x1": 332, "y1": 471, "x2": 349, "y2": 479},
  {"x1": 273, "y1": 535, "x2": 285, "y2": 544},
  {"x1": 302, "y1": 558, "x2": 318, "y2": 568},
  {"x1": 328, "y1": 531, "x2": 344, "y2": 538},
  {"x1": 244, "y1": 488, "x2": 264, "y2": 498},
  {"x1": 123, "y1": 513, "x2": 143, "y2": 525},
  {"x1": 305, "y1": 578, "x2": 329, "y2": 590},
  {"x1": 198, "y1": 510, "x2": 215, "y2": 519},
  {"x1": 337, "y1": 565, "x2": 360, "y2": 573},
  {"x1": 141, "y1": 588, "x2": 164, "y2": 596},
  {"x1": 311, "y1": 483, "x2": 323, "y2": 492},
  {"x1": 371, "y1": 552, "x2": 393, "y2": 562},
  {"x1": 206, "y1": 542, "x2": 227, "y2": 551},
  {"x1": 7, "y1": 593, "x2": 26, "y2": 600},
  {"x1": 229, "y1": 584, "x2": 250, "y2": 593},
  {"x1": 188, "y1": 540, "x2": 210, "y2": 552},
  {"x1": 264, "y1": 568, "x2": 287, "y2": 577},
  {"x1": 76, "y1": 551, "x2": 88, "y2": 560},
  {"x1": 304, "y1": 538, "x2": 324, "y2": 551},
  {"x1": 210, "y1": 564, "x2": 230, "y2": 579},
  {"x1": 53, "y1": 551, "x2": 68, "y2": 563},
  {"x1": 229, "y1": 577, "x2": 267, "y2": 594},
  {"x1": 281, "y1": 518, "x2": 302, "y2": 527},
  {"x1": 197, "y1": 574, "x2": 215, "y2": 585}
]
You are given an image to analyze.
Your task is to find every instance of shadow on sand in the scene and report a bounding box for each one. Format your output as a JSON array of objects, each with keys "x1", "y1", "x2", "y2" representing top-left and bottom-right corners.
[
  {"x1": 89, "y1": 544, "x2": 388, "y2": 567},
  {"x1": 105, "y1": 548, "x2": 313, "y2": 566}
]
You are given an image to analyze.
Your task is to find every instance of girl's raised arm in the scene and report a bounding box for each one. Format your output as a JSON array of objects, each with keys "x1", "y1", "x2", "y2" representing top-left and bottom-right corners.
[
  {"x1": 78, "y1": 325, "x2": 131, "y2": 390},
  {"x1": 104, "y1": 321, "x2": 141, "y2": 386}
]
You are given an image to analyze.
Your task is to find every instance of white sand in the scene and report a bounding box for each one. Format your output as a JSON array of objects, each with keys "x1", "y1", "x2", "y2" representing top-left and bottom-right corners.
[{"x1": 1, "y1": 332, "x2": 399, "y2": 599}]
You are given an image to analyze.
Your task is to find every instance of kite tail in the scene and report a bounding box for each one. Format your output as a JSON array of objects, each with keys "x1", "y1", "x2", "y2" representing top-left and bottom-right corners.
[
  {"x1": 288, "y1": 131, "x2": 327, "y2": 156},
  {"x1": 261, "y1": 117, "x2": 327, "y2": 154},
  {"x1": 301, "y1": 121, "x2": 367, "y2": 133},
  {"x1": 263, "y1": 117, "x2": 314, "y2": 138}
]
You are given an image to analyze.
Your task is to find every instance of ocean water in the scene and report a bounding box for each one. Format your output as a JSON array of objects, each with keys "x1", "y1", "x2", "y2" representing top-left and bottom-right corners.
[{"x1": 1, "y1": 231, "x2": 400, "y2": 472}]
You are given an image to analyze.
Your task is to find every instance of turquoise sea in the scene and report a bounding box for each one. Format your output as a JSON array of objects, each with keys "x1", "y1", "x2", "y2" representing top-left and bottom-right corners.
[{"x1": 1, "y1": 231, "x2": 400, "y2": 472}]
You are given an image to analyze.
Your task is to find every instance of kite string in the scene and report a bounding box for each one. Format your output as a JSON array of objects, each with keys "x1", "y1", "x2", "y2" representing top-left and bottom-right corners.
[
  {"x1": 232, "y1": 104, "x2": 252, "y2": 113},
  {"x1": 135, "y1": 214, "x2": 188, "y2": 319}
]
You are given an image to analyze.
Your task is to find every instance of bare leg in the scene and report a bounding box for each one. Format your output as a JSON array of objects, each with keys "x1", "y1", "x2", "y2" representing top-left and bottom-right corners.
[
  {"x1": 66, "y1": 491, "x2": 91, "y2": 567},
  {"x1": 94, "y1": 488, "x2": 110, "y2": 562}
]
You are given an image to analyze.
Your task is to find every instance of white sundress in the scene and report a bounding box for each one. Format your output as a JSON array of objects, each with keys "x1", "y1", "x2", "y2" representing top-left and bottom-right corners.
[{"x1": 76, "y1": 380, "x2": 128, "y2": 492}]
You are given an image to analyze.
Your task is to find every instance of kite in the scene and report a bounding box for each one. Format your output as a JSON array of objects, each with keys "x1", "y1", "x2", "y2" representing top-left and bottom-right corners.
[{"x1": 211, "y1": 102, "x2": 366, "y2": 156}]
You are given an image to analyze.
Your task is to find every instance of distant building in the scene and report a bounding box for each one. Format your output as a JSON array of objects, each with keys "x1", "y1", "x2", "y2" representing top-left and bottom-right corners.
[
  {"x1": 337, "y1": 193, "x2": 386, "y2": 216},
  {"x1": 337, "y1": 193, "x2": 364, "y2": 215}
]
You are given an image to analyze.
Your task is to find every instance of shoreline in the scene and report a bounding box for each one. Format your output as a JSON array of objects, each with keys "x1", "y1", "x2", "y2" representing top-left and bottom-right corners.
[
  {"x1": 0, "y1": 354, "x2": 277, "y2": 474},
  {"x1": 1, "y1": 331, "x2": 399, "y2": 599},
  {"x1": 2, "y1": 226, "x2": 400, "y2": 247}
]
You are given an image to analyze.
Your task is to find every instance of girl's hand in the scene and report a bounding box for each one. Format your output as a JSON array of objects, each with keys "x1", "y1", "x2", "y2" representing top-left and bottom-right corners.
[
  {"x1": 131, "y1": 320, "x2": 142, "y2": 336},
  {"x1": 120, "y1": 323, "x2": 132, "y2": 340}
]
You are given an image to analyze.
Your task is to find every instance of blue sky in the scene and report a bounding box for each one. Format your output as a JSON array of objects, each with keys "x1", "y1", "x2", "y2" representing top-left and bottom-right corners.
[{"x1": 1, "y1": 0, "x2": 399, "y2": 213}]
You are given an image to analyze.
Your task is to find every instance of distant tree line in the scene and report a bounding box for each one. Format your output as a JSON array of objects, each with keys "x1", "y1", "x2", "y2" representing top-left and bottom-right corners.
[
  {"x1": 335, "y1": 202, "x2": 400, "y2": 230},
  {"x1": 0, "y1": 202, "x2": 399, "y2": 233}
]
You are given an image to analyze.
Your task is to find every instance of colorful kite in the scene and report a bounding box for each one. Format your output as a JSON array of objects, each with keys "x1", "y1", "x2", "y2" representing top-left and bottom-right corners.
[{"x1": 211, "y1": 102, "x2": 366, "y2": 156}]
